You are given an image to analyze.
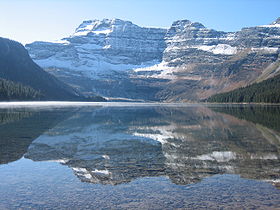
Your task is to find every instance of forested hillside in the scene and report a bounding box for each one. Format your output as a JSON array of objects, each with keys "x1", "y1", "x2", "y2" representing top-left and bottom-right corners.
[
  {"x1": 0, "y1": 37, "x2": 105, "y2": 101},
  {"x1": 207, "y1": 74, "x2": 280, "y2": 103},
  {"x1": 0, "y1": 79, "x2": 41, "y2": 101}
]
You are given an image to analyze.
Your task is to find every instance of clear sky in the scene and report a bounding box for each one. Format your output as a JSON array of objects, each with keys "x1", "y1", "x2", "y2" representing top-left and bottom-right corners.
[{"x1": 0, "y1": 0, "x2": 279, "y2": 44}]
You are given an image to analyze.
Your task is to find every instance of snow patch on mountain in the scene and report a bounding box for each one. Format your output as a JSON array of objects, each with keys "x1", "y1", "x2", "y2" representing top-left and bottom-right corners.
[
  {"x1": 197, "y1": 44, "x2": 238, "y2": 55},
  {"x1": 71, "y1": 18, "x2": 163, "y2": 38},
  {"x1": 165, "y1": 44, "x2": 238, "y2": 55},
  {"x1": 192, "y1": 151, "x2": 237, "y2": 162},
  {"x1": 133, "y1": 61, "x2": 176, "y2": 79},
  {"x1": 34, "y1": 54, "x2": 159, "y2": 79},
  {"x1": 258, "y1": 24, "x2": 280, "y2": 28},
  {"x1": 72, "y1": 19, "x2": 115, "y2": 36}
]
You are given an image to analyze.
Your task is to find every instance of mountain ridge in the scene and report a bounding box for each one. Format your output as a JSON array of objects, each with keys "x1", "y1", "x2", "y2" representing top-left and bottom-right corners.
[{"x1": 26, "y1": 17, "x2": 280, "y2": 102}]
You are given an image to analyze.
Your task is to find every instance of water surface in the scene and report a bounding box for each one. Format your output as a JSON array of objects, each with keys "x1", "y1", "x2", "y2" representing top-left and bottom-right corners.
[{"x1": 0, "y1": 103, "x2": 279, "y2": 209}]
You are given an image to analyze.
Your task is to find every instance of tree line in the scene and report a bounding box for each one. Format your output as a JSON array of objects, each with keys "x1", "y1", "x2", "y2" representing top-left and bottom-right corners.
[
  {"x1": 207, "y1": 74, "x2": 280, "y2": 103},
  {"x1": 0, "y1": 78, "x2": 42, "y2": 101}
]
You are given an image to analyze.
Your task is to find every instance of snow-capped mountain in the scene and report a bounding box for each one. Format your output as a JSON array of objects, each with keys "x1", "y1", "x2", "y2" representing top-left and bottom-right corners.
[
  {"x1": 27, "y1": 19, "x2": 166, "y2": 78},
  {"x1": 26, "y1": 18, "x2": 280, "y2": 101}
]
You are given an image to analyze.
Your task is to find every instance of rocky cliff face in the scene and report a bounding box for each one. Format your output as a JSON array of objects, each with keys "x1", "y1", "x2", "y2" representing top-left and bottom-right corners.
[
  {"x1": 29, "y1": 19, "x2": 166, "y2": 67},
  {"x1": 26, "y1": 18, "x2": 280, "y2": 101},
  {"x1": 139, "y1": 18, "x2": 280, "y2": 101}
]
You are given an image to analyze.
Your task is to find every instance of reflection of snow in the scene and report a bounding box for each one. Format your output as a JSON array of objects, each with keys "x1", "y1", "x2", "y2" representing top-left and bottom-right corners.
[
  {"x1": 73, "y1": 167, "x2": 111, "y2": 181},
  {"x1": 102, "y1": 155, "x2": 110, "y2": 160},
  {"x1": 132, "y1": 123, "x2": 202, "y2": 146},
  {"x1": 133, "y1": 132, "x2": 173, "y2": 145},
  {"x1": 92, "y1": 169, "x2": 110, "y2": 175},
  {"x1": 73, "y1": 167, "x2": 93, "y2": 179},
  {"x1": 192, "y1": 151, "x2": 237, "y2": 162},
  {"x1": 132, "y1": 124, "x2": 181, "y2": 146},
  {"x1": 250, "y1": 154, "x2": 278, "y2": 160},
  {"x1": 251, "y1": 47, "x2": 279, "y2": 54},
  {"x1": 162, "y1": 151, "x2": 237, "y2": 164},
  {"x1": 46, "y1": 159, "x2": 69, "y2": 164}
]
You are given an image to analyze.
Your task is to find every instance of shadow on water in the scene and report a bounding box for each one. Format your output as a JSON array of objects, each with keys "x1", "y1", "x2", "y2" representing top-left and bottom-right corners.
[
  {"x1": 7, "y1": 105, "x2": 277, "y2": 188},
  {"x1": 210, "y1": 104, "x2": 280, "y2": 132},
  {"x1": 0, "y1": 107, "x2": 78, "y2": 165}
]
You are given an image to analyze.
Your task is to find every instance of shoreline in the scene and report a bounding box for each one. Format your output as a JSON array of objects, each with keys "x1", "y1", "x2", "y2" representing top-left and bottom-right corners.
[{"x1": 0, "y1": 101, "x2": 279, "y2": 108}]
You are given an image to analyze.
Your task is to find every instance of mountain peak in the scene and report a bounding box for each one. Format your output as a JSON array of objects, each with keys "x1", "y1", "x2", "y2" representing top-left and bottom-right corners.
[
  {"x1": 272, "y1": 17, "x2": 280, "y2": 25},
  {"x1": 257, "y1": 17, "x2": 280, "y2": 28},
  {"x1": 171, "y1": 19, "x2": 205, "y2": 30},
  {"x1": 73, "y1": 18, "x2": 135, "y2": 37},
  {"x1": 168, "y1": 19, "x2": 205, "y2": 34}
]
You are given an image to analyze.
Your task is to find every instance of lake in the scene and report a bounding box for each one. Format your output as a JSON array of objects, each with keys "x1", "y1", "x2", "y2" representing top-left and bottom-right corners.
[{"x1": 0, "y1": 103, "x2": 279, "y2": 209}]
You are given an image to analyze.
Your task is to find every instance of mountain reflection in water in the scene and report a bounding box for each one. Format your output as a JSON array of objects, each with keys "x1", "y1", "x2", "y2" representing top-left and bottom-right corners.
[
  {"x1": 0, "y1": 107, "x2": 75, "y2": 165},
  {"x1": 0, "y1": 105, "x2": 279, "y2": 188}
]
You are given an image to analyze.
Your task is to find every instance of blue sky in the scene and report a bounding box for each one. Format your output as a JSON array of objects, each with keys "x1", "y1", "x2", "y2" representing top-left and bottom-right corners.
[{"x1": 0, "y1": 0, "x2": 279, "y2": 44}]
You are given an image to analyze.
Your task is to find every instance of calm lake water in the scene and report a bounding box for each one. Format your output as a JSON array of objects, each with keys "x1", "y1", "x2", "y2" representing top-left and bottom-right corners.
[{"x1": 0, "y1": 103, "x2": 279, "y2": 209}]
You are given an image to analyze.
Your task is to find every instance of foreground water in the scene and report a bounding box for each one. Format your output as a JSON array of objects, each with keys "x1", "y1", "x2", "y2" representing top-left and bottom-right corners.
[{"x1": 0, "y1": 103, "x2": 279, "y2": 209}]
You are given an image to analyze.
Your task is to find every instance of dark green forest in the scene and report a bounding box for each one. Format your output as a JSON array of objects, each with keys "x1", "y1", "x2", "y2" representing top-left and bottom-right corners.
[
  {"x1": 207, "y1": 74, "x2": 280, "y2": 103},
  {"x1": 0, "y1": 78, "x2": 41, "y2": 101}
]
